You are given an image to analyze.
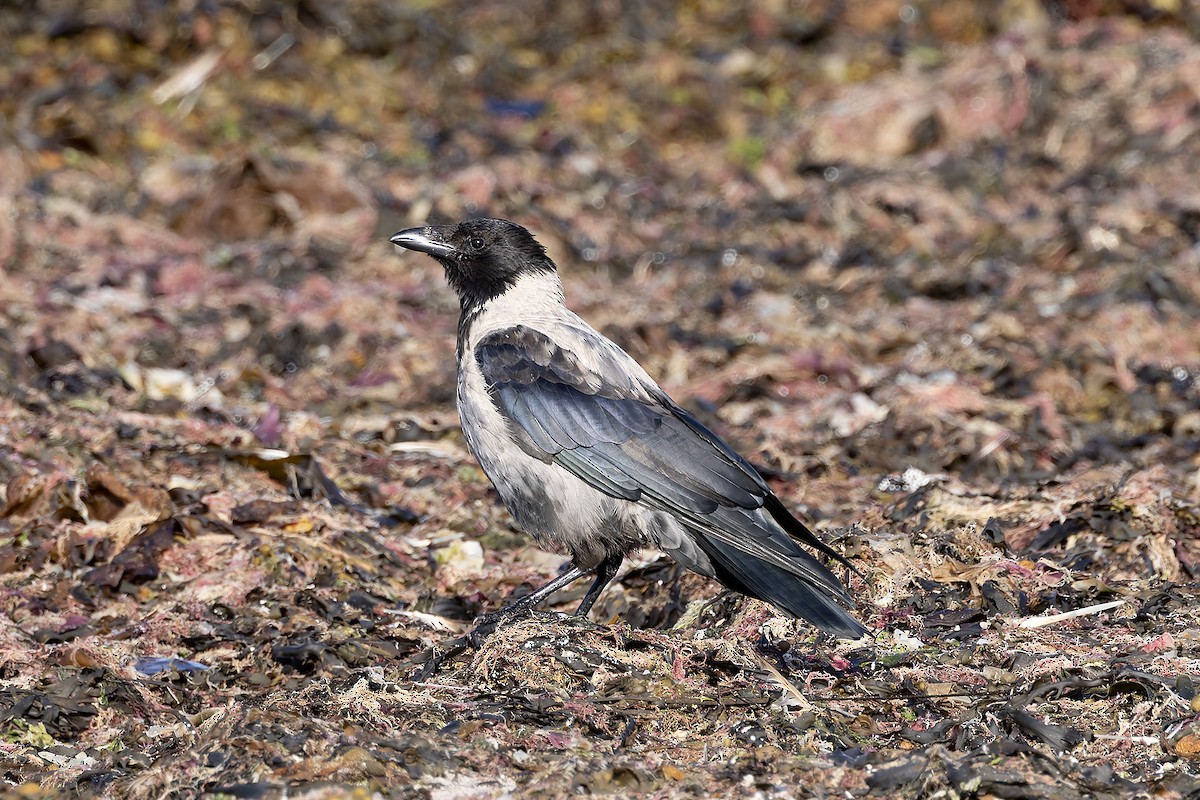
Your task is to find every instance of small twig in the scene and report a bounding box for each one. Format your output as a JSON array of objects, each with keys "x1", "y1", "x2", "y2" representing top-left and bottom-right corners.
[
  {"x1": 803, "y1": 688, "x2": 1013, "y2": 702},
  {"x1": 752, "y1": 652, "x2": 814, "y2": 712},
  {"x1": 592, "y1": 694, "x2": 773, "y2": 708},
  {"x1": 1016, "y1": 600, "x2": 1126, "y2": 629},
  {"x1": 411, "y1": 681, "x2": 475, "y2": 692},
  {"x1": 1093, "y1": 734, "x2": 1160, "y2": 745},
  {"x1": 382, "y1": 609, "x2": 464, "y2": 632}
]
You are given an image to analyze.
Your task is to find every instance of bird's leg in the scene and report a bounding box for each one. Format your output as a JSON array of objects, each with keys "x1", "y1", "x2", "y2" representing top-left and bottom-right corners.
[
  {"x1": 468, "y1": 564, "x2": 591, "y2": 644},
  {"x1": 413, "y1": 560, "x2": 626, "y2": 680},
  {"x1": 573, "y1": 554, "x2": 623, "y2": 618}
]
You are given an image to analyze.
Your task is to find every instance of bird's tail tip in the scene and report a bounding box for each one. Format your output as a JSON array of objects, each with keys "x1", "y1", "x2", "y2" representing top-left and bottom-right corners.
[{"x1": 695, "y1": 533, "x2": 868, "y2": 639}]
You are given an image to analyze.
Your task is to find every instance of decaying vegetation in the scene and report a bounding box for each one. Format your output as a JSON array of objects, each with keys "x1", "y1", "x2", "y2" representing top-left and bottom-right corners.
[{"x1": 1, "y1": 1, "x2": 1199, "y2": 797}]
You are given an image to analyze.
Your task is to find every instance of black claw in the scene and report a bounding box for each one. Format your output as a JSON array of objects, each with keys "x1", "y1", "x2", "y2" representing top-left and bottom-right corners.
[
  {"x1": 409, "y1": 562, "x2": 605, "y2": 681},
  {"x1": 413, "y1": 638, "x2": 469, "y2": 681},
  {"x1": 411, "y1": 610, "x2": 525, "y2": 680},
  {"x1": 465, "y1": 622, "x2": 498, "y2": 649},
  {"x1": 466, "y1": 607, "x2": 528, "y2": 647}
]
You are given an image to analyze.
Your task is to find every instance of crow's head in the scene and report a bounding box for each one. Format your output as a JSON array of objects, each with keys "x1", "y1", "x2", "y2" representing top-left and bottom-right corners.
[{"x1": 391, "y1": 218, "x2": 557, "y2": 309}]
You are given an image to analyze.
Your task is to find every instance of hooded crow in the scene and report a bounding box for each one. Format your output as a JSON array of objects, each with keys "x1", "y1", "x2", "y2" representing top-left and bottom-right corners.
[{"x1": 391, "y1": 218, "x2": 867, "y2": 645}]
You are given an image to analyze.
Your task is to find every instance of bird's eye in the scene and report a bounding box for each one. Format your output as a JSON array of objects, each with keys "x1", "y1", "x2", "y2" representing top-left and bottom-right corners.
[{"x1": 469, "y1": 237, "x2": 485, "y2": 250}]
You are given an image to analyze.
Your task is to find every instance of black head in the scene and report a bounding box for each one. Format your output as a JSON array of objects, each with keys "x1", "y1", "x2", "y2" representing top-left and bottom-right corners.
[{"x1": 389, "y1": 218, "x2": 557, "y2": 310}]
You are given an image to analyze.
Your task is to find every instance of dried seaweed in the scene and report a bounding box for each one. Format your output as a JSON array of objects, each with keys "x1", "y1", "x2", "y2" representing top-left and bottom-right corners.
[{"x1": 1, "y1": 1, "x2": 1199, "y2": 797}]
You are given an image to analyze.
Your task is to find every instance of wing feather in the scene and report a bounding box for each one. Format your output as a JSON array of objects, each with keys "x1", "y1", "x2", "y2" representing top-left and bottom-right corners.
[
  {"x1": 474, "y1": 324, "x2": 862, "y2": 630},
  {"x1": 476, "y1": 326, "x2": 764, "y2": 516}
]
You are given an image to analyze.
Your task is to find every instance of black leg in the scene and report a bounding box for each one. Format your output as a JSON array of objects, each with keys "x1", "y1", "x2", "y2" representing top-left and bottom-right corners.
[
  {"x1": 574, "y1": 554, "x2": 622, "y2": 618},
  {"x1": 482, "y1": 564, "x2": 590, "y2": 622},
  {"x1": 413, "y1": 563, "x2": 593, "y2": 680}
]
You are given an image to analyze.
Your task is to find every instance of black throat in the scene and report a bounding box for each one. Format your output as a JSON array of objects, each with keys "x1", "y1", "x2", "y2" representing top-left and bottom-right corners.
[{"x1": 445, "y1": 263, "x2": 522, "y2": 313}]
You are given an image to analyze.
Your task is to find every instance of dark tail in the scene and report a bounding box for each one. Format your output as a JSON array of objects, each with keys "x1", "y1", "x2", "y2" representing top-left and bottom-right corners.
[
  {"x1": 692, "y1": 525, "x2": 867, "y2": 639},
  {"x1": 764, "y1": 494, "x2": 862, "y2": 576}
]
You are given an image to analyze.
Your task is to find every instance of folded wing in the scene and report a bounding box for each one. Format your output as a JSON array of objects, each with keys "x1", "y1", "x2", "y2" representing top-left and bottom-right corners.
[{"x1": 475, "y1": 325, "x2": 866, "y2": 638}]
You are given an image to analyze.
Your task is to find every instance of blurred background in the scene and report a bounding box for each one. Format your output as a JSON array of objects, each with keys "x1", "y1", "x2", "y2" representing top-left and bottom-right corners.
[
  {"x1": 3, "y1": 0, "x2": 1198, "y2": 474},
  {"x1": 3, "y1": 0, "x2": 1199, "y2": 487}
]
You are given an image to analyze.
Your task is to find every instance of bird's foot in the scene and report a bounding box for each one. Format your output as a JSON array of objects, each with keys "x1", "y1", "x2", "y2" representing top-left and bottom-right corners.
[
  {"x1": 464, "y1": 610, "x2": 510, "y2": 649},
  {"x1": 411, "y1": 608, "x2": 533, "y2": 681},
  {"x1": 412, "y1": 638, "x2": 470, "y2": 682}
]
